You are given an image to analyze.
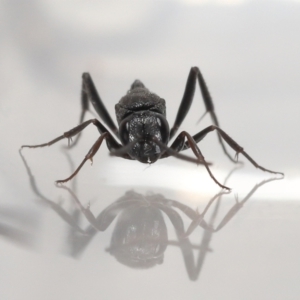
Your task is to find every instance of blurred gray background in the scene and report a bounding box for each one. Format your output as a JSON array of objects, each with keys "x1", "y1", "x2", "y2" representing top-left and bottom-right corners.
[{"x1": 1, "y1": 0, "x2": 300, "y2": 299}]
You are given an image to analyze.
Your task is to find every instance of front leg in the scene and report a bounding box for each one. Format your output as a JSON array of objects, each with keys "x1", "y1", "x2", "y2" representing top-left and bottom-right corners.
[
  {"x1": 56, "y1": 132, "x2": 110, "y2": 183},
  {"x1": 169, "y1": 67, "x2": 237, "y2": 163},
  {"x1": 56, "y1": 129, "x2": 126, "y2": 183},
  {"x1": 159, "y1": 131, "x2": 230, "y2": 190}
]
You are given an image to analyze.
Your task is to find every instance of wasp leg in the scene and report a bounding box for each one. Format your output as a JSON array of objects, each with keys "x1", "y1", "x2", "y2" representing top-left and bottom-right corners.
[
  {"x1": 183, "y1": 125, "x2": 284, "y2": 176},
  {"x1": 169, "y1": 66, "x2": 237, "y2": 163}
]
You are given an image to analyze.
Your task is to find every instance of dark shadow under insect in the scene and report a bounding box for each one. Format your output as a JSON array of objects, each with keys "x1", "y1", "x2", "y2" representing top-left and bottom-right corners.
[{"x1": 21, "y1": 67, "x2": 283, "y2": 189}]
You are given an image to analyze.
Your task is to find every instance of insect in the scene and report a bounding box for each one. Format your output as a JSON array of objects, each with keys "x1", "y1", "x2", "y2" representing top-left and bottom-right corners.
[{"x1": 21, "y1": 67, "x2": 283, "y2": 189}]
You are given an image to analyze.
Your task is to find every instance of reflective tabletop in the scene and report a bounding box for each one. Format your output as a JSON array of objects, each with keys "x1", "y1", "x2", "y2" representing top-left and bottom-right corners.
[{"x1": 1, "y1": 1, "x2": 300, "y2": 299}]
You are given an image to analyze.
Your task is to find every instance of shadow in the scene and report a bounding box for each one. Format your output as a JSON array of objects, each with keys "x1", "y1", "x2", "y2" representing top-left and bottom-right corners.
[
  {"x1": 60, "y1": 168, "x2": 281, "y2": 281},
  {"x1": 182, "y1": 173, "x2": 283, "y2": 280},
  {"x1": 0, "y1": 206, "x2": 37, "y2": 247},
  {"x1": 19, "y1": 149, "x2": 85, "y2": 234},
  {"x1": 19, "y1": 149, "x2": 283, "y2": 281}
]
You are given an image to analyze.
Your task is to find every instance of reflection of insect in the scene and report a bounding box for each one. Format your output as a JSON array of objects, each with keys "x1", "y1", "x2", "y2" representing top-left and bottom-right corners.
[
  {"x1": 63, "y1": 181, "x2": 280, "y2": 280},
  {"x1": 67, "y1": 190, "x2": 213, "y2": 270},
  {"x1": 19, "y1": 150, "x2": 282, "y2": 281},
  {"x1": 21, "y1": 67, "x2": 283, "y2": 189}
]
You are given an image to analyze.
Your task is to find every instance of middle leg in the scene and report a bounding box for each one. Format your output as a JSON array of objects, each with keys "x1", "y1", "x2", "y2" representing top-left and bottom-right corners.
[
  {"x1": 182, "y1": 125, "x2": 284, "y2": 176},
  {"x1": 21, "y1": 119, "x2": 124, "y2": 183}
]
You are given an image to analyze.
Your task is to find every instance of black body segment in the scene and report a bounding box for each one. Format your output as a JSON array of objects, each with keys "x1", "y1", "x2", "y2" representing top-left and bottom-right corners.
[{"x1": 115, "y1": 83, "x2": 166, "y2": 125}]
